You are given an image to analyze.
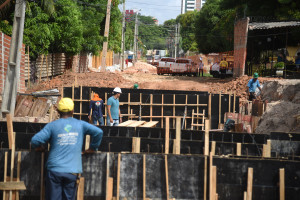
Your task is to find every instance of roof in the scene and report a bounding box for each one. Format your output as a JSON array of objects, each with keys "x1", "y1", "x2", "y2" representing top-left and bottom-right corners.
[{"x1": 248, "y1": 21, "x2": 300, "y2": 30}]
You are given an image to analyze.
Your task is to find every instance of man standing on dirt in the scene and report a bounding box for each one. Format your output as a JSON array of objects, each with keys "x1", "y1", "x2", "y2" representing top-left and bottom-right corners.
[
  {"x1": 88, "y1": 93, "x2": 105, "y2": 126},
  {"x1": 219, "y1": 58, "x2": 228, "y2": 78},
  {"x1": 247, "y1": 72, "x2": 262, "y2": 101},
  {"x1": 107, "y1": 87, "x2": 123, "y2": 126},
  {"x1": 31, "y1": 98, "x2": 103, "y2": 200}
]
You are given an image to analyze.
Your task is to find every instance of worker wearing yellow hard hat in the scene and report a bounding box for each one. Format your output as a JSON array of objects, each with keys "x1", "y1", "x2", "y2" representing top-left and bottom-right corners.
[{"x1": 31, "y1": 97, "x2": 103, "y2": 200}]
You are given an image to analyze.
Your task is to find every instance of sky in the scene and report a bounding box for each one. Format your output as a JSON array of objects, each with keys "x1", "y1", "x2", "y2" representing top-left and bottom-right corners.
[{"x1": 118, "y1": 0, "x2": 182, "y2": 24}]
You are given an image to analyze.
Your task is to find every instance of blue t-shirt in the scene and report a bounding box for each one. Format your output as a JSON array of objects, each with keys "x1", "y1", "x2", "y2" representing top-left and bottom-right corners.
[
  {"x1": 107, "y1": 96, "x2": 120, "y2": 120},
  {"x1": 31, "y1": 118, "x2": 103, "y2": 173},
  {"x1": 247, "y1": 79, "x2": 261, "y2": 92}
]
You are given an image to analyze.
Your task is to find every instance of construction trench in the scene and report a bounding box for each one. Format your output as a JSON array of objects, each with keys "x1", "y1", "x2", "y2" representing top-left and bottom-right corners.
[{"x1": 0, "y1": 87, "x2": 299, "y2": 200}]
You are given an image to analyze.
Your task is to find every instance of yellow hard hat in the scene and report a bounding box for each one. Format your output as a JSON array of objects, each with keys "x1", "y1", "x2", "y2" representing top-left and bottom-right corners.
[{"x1": 58, "y1": 98, "x2": 74, "y2": 112}]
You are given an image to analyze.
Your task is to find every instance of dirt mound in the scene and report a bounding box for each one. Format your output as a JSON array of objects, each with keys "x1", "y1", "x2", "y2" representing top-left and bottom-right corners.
[
  {"x1": 27, "y1": 71, "x2": 134, "y2": 93},
  {"x1": 255, "y1": 80, "x2": 300, "y2": 134},
  {"x1": 124, "y1": 61, "x2": 157, "y2": 74}
]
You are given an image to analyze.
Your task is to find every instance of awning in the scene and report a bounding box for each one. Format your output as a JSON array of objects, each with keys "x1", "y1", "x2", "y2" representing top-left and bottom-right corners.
[{"x1": 248, "y1": 21, "x2": 300, "y2": 30}]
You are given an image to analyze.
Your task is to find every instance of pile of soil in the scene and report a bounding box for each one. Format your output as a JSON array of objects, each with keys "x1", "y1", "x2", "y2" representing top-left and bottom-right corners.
[
  {"x1": 255, "y1": 80, "x2": 300, "y2": 134},
  {"x1": 123, "y1": 61, "x2": 157, "y2": 74}
]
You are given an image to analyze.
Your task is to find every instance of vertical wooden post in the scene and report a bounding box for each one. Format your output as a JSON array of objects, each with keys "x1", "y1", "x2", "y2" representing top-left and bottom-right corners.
[
  {"x1": 80, "y1": 85, "x2": 83, "y2": 120},
  {"x1": 204, "y1": 156, "x2": 207, "y2": 200},
  {"x1": 211, "y1": 166, "x2": 217, "y2": 200},
  {"x1": 263, "y1": 140, "x2": 271, "y2": 158},
  {"x1": 228, "y1": 92, "x2": 231, "y2": 113},
  {"x1": 209, "y1": 153, "x2": 213, "y2": 200},
  {"x1": 165, "y1": 155, "x2": 169, "y2": 200},
  {"x1": 161, "y1": 94, "x2": 164, "y2": 128},
  {"x1": 173, "y1": 94, "x2": 176, "y2": 128},
  {"x1": 237, "y1": 143, "x2": 242, "y2": 156},
  {"x1": 244, "y1": 192, "x2": 247, "y2": 200},
  {"x1": 6, "y1": 113, "x2": 13, "y2": 149},
  {"x1": 106, "y1": 153, "x2": 112, "y2": 200},
  {"x1": 204, "y1": 119, "x2": 210, "y2": 156},
  {"x1": 174, "y1": 117, "x2": 181, "y2": 154},
  {"x1": 105, "y1": 92, "x2": 108, "y2": 125},
  {"x1": 27, "y1": 46, "x2": 30, "y2": 88},
  {"x1": 77, "y1": 177, "x2": 85, "y2": 200},
  {"x1": 143, "y1": 154, "x2": 146, "y2": 200},
  {"x1": 247, "y1": 168, "x2": 253, "y2": 200},
  {"x1": 197, "y1": 95, "x2": 199, "y2": 130},
  {"x1": 165, "y1": 117, "x2": 170, "y2": 154},
  {"x1": 40, "y1": 152, "x2": 45, "y2": 200},
  {"x1": 219, "y1": 92, "x2": 222, "y2": 126},
  {"x1": 128, "y1": 93, "x2": 131, "y2": 121},
  {"x1": 3, "y1": 152, "x2": 8, "y2": 200},
  {"x1": 132, "y1": 137, "x2": 141, "y2": 153},
  {"x1": 191, "y1": 109, "x2": 194, "y2": 130},
  {"x1": 9, "y1": 132, "x2": 16, "y2": 200},
  {"x1": 280, "y1": 168, "x2": 285, "y2": 200},
  {"x1": 233, "y1": 91, "x2": 236, "y2": 113},
  {"x1": 185, "y1": 95, "x2": 188, "y2": 129},
  {"x1": 208, "y1": 93, "x2": 212, "y2": 129},
  {"x1": 116, "y1": 153, "x2": 121, "y2": 200},
  {"x1": 150, "y1": 94, "x2": 153, "y2": 121},
  {"x1": 211, "y1": 141, "x2": 216, "y2": 156}
]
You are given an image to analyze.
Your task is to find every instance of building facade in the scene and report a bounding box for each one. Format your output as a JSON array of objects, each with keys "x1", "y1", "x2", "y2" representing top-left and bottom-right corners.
[{"x1": 181, "y1": 0, "x2": 206, "y2": 14}]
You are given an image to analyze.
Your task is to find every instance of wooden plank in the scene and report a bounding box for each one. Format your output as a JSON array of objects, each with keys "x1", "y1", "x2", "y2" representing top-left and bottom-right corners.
[
  {"x1": 209, "y1": 153, "x2": 213, "y2": 200},
  {"x1": 165, "y1": 155, "x2": 169, "y2": 200},
  {"x1": 228, "y1": 92, "x2": 231, "y2": 113},
  {"x1": 40, "y1": 152, "x2": 45, "y2": 200},
  {"x1": 0, "y1": 182, "x2": 26, "y2": 191},
  {"x1": 77, "y1": 177, "x2": 84, "y2": 200},
  {"x1": 127, "y1": 121, "x2": 146, "y2": 127},
  {"x1": 202, "y1": 110, "x2": 205, "y2": 131},
  {"x1": 143, "y1": 154, "x2": 146, "y2": 200},
  {"x1": 3, "y1": 152, "x2": 8, "y2": 200},
  {"x1": 85, "y1": 135, "x2": 90, "y2": 151},
  {"x1": 204, "y1": 156, "x2": 207, "y2": 200},
  {"x1": 211, "y1": 141, "x2": 216, "y2": 156},
  {"x1": 219, "y1": 92, "x2": 222, "y2": 125},
  {"x1": 212, "y1": 166, "x2": 217, "y2": 200},
  {"x1": 244, "y1": 192, "x2": 247, "y2": 200},
  {"x1": 165, "y1": 117, "x2": 170, "y2": 154},
  {"x1": 128, "y1": 93, "x2": 131, "y2": 121},
  {"x1": 208, "y1": 93, "x2": 212, "y2": 129},
  {"x1": 6, "y1": 114, "x2": 13, "y2": 149},
  {"x1": 140, "y1": 121, "x2": 159, "y2": 128},
  {"x1": 191, "y1": 109, "x2": 194, "y2": 130},
  {"x1": 247, "y1": 168, "x2": 253, "y2": 200},
  {"x1": 263, "y1": 140, "x2": 271, "y2": 158},
  {"x1": 237, "y1": 143, "x2": 242, "y2": 156},
  {"x1": 150, "y1": 94, "x2": 153, "y2": 122},
  {"x1": 280, "y1": 168, "x2": 285, "y2": 200},
  {"x1": 204, "y1": 119, "x2": 210, "y2": 156},
  {"x1": 105, "y1": 92, "x2": 108, "y2": 125},
  {"x1": 106, "y1": 177, "x2": 113, "y2": 200},
  {"x1": 173, "y1": 94, "x2": 176, "y2": 128},
  {"x1": 118, "y1": 120, "x2": 135, "y2": 127},
  {"x1": 9, "y1": 132, "x2": 15, "y2": 200},
  {"x1": 132, "y1": 137, "x2": 141, "y2": 153},
  {"x1": 233, "y1": 91, "x2": 236, "y2": 113},
  {"x1": 161, "y1": 94, "x2": 164, "y2": 128},
  {"x1": 174, "y1": 117, "x2": 181, "y2": 155},
  {"x1": 185, "y1": 95, "x2": 188, "y2": 129},
  {"x1": 197, "y1": 95, "x2": 199, "y2": 131},
  {"x1": 116, "y1": 154, "x2": 121, "y2": 200}
]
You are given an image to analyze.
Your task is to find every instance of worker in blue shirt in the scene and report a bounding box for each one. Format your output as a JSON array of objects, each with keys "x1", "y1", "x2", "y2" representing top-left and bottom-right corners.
[
  {"x1": 107, "y1": 87, "x2": 122, "y2": 126},
  {"x1": 31, "y1": 98, "x2": 103, "y2": 200},
  {"x1": 247, "y1": 72, "x2": 262, "y2": 101},
  {"x1": 88, "y1": 93, "x2": 105, "y2": 125}
]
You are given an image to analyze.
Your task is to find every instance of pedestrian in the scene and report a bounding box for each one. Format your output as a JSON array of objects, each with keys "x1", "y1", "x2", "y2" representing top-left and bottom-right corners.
[
  {"x1": 31, "y1": 98, "x2": 103, "y2": 200},
  {"x1": 107, "y1": 87, "x2": 123, "y2": 126},
  {"x1": 247, "y1": 72, "x2": 262, "y2": 101},
  {"x1": 199, "y1": 60, "x2": 204, "y2": 77},
  {"x1": 133, "y1": 83, "x2": 139, "y2": 89},
  {"x1": 219, "y1": 58, "x2": 228, "y2": 78},
  {"x1": 88, "y1": 93, "x2": 105, "y2": 126}
]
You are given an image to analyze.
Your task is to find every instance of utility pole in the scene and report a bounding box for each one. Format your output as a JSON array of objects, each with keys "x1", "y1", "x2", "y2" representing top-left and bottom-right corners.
[
  {"x1": 101, "y1": 0, "x2": 112, "y2": 72},
  {"x1": 178, "y1": 23, "x2": 181, "y2": 58},
  {"x1": 1, "y1": 0, "x2": 26, "y2": 116},
  {"x1": 121, "y1": 0, "x2": 126, "y2": 71},
  {"x1": 133, "y1": 11, "x2": 138, "y2": 64},
  {"x1": 175, "y1": 24, "x2": 178, "y2": 59}
]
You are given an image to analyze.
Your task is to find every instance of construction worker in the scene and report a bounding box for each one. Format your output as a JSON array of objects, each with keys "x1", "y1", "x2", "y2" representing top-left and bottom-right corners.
[
  {"x1": 133, "y1": 83, "x2": 139, "y2": 89},
  {"x1": 88, "y1": 93, "x2": 105, "y2": 126},
  {"x1": 31, "y1": 98, "x2": 103, "y2": 200},
  {"x1": 107, "y1": 87, "x2": 122, "y2": 126},
  {"x1": 219, "y1": 58, "x2": 228, "y2": 78},
  {"x1": 247, "y1": 72, "x2": 262, "y2": 101}
]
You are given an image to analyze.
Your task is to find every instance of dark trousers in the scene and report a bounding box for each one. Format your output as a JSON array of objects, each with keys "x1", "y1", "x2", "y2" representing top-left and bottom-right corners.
[
  {"x1": 46, "y1": 170, "x2": 77, "y2": 200},
  {"x1": 249, "y1": 92, "x2": 256, "y2": 101}
]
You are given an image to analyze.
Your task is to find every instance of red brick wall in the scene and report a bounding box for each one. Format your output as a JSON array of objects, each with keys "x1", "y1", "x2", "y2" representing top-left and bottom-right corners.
[
  {"x1": 233, "y1": 18, "x2": 249, "y2": 77},
  {"x1": 0, "y1": 32, "x2": 26, "y2": 94}
]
